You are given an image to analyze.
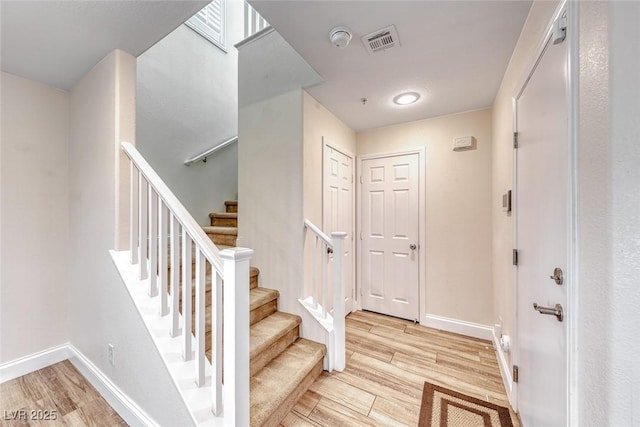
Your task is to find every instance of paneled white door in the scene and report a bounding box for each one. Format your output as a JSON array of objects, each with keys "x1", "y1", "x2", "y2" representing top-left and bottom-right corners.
[
  {"x1": 515, "y1": 11, "x2": 569, "y2": 426},
  {"x1": 361, "y1": 153, "x2": 419, "y2": 321},
  {"x1": 323, "y1": 142, "x2": 355, "y2": 314}
]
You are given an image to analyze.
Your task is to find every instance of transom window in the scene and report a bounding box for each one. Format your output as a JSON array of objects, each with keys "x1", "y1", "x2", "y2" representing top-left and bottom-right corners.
[{"x1": 185, "y1": 0, "x2": 226, "y2": 51}]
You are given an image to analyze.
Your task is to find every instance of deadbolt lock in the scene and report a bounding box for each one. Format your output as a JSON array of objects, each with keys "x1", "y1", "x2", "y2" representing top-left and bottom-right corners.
[
  {"x1": 550, "y1": 267, "x2": 564, "y2": 285},
  {"x1": 409, "y1": 244, "x2": 417, "y2": 250}
]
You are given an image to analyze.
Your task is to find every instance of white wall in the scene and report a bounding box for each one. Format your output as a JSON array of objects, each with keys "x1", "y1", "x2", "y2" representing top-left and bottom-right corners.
[
  {"x1": 137, "y1": 1, "x2": 244, "y2": 224},
  {"x1": 576, "y1": 2, "x2": 640, "y2": 425},
  {"x1": 357, "y1": 109, "x2": 493, "y2": 328},
  {"x1": 238, "y1": 89, "x2": 304, "y2": 315},
  {"x1": 491, "y1": 1, "x2": 559, "y2": 369},
  {"x1": 68, "y1": 50, "x2": 192, "y2": 425},
  {"x1": 237, "y1": 30, "x2": 322, "y2": 315},
  {"x1": 0, "y1": 72, "x2": 69, "y2": 363}
]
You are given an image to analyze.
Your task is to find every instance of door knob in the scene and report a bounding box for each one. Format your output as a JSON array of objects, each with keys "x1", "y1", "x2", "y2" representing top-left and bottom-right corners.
[
  {"x1": 533, "y1": 303, "x2": 563, "y2": 322},
  {"x1": 409, "y1": 244, "x2": 417, "y2": 250},
  {"x1": 550, "y1": 267, "x2": 563, "y2": 285}
]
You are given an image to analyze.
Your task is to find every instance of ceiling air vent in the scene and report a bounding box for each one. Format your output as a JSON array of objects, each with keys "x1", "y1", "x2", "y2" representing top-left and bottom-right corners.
[{"x1": 361, "y1": 25, "x2": 400, "y2": 55}]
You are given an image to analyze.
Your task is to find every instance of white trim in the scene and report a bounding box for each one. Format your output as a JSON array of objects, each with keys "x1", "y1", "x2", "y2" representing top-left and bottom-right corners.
[
  {"x1": 0, "y1": 344, "x2": 160, "y2": 427},
  {"x1": 67, "y1": 345, "x2": 160, "y2": 427},
  {"x1": 492, "y1": 331, "x2": 516, "y2": 408},
  {"x1": 423, "y1": 313, "x2": 493, "y2": 341},
  {"x1": 566, "y1": 1, "x2": 580, "y2": 425},
  {"x1": 0, "y1": 344, "x2": 70, "y2": 383},
  {"x1": 234, "y1": 26, "x2": 274, "y2": 49},
  {"x1": 356, "y1": 148, "x2": 426, "y2": 323}
]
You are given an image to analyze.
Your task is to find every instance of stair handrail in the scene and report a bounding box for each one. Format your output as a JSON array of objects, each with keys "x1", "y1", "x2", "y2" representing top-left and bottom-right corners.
[
  {"x1": 303, "y1": 219, "x2": 347, "y2": 372},
  {"x1": 304, "y1": 219, "x2": 333, "y2": 250},
  {"x1": 184, "y1": 135, "x2": 238, "y2": 166},
  {"x1": 121, "y1": 141, "x2": 251, "y2": 425}
]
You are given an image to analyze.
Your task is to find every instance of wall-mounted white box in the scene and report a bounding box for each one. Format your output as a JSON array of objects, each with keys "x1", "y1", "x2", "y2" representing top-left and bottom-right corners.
[{"x1": 453, "y1": 136, "x2": 473, "y2": 150}]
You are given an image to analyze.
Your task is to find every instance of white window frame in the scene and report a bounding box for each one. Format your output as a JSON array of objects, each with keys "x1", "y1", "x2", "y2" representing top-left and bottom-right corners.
[{"x1": 185, "y1": 0, "x2": 227, "y2": 52}]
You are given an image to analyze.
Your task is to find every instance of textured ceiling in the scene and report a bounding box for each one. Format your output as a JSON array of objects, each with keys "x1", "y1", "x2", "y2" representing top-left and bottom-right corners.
[
  {"x1": 0, "y1": 1, "x2": 207, "y2": 90},
  {"x1": 249, "y1": 0, "x2": 532, "y2": 131}
]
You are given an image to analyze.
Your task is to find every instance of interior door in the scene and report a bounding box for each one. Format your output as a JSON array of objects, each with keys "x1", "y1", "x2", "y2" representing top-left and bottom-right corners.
[
  {"x1": 323, "y1": 142, "x2": 355, "y2": 314},
  {"x1": 361, "y1": 153, "x2": 419, "y2": 321},
  {"x1": 515, "y1": 13, "x2": 568, "y2": 427}
]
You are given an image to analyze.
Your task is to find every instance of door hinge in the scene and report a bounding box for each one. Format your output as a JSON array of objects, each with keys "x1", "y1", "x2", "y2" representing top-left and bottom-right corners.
[
  {"x1": 553, "y1": 15, "x2": 567, "y2": 45},
  {"x1": 360, "y1": 231, "x2": 363, "y2": 240},
  {"x1": 359, "y1": 176, "x2": 363, "y2": 184},
  {"x1": 513, "y1": 132, "x2": 519, "y2": 149},
  {"x1": 513, "y1": 365, "x2": 519, "y2": 383},
  {"x1": 513, "y1": 249, "x2": 519, "y2": 266}
]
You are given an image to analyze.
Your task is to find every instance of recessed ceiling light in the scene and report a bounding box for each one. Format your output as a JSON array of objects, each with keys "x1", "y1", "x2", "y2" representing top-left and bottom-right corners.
[{"x1": 393, "y1": 92, "x2": 420, "y2": 105}]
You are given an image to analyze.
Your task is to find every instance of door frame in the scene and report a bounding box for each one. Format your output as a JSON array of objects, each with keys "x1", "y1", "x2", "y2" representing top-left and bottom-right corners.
[
  {"x1": 322, "y1": 139, "x2": 356, "y2": 314},
  {"x1": 511, "y1": 0, "x2": 578, "y2": 421},
  {"x1": 356, "y1": 148, "x2": 426, "y2": 322}
]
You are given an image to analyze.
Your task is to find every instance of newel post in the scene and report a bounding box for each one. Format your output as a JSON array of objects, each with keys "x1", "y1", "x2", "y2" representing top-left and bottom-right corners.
[
  {"x1": 220, "y1": 247, "x2": 253, "y2": 426},
  {"x1": 331, "y1": 232, "x2": 347, "y2": 372}
]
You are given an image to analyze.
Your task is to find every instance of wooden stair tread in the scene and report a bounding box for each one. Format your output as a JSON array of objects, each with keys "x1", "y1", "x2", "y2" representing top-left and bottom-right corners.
[
  {"x1": 224, "y1": 200, "x2": 238, "y2": 206},
  {"x1": 250, "y1": 312, "x2": 301, "y2": 359},
  {"x1": 250, "y1": 339, "x2": 326, "y2": 427},
  {"x1": 202, "y1": 226, "x2": 237, "y2": 235},
  {"x1": 250, "y1": 287, "x2": 279, "y2": 311}
]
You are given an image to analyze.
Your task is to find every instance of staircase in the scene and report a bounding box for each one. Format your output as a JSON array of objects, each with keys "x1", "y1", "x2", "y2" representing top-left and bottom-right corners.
[{"x1": 203, "y1": 201, "x2": 326, "y2": 427}]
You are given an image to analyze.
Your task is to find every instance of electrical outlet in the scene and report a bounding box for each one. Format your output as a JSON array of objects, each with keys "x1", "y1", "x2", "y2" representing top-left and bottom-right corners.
[{"x1": 108, "y1": 344, "x2": 115, "y2": 367}]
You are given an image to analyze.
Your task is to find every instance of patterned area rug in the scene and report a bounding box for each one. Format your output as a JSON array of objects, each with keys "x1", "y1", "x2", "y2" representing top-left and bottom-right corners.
[{"x1": 418, "y1": 382, "x2": 514, "y2": 427}]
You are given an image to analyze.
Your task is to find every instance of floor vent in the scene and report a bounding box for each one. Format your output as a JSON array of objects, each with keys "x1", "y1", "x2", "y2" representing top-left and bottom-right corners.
[{"x1": 361, "y1": 25, "x2": 400, "y2": 54}]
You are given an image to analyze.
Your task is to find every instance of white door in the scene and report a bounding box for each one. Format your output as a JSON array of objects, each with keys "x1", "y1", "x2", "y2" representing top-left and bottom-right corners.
[
  {"x1": 361, "y1": 153, "x2": 419, "y2": 321},
  {"x1": 515, "y1": 13, "x2": 568, "y2": 427},
  {"x1": 323, "y1": 142, "x2": 355, "y2": 314}
]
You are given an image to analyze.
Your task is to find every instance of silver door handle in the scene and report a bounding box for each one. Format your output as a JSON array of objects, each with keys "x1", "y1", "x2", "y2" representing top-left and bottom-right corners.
[
  {"x1": 533, "y1": 303, "x2": 563, "y2": 322},
  {"x1": 409, "y1": 244, "x2": 417, "y2": 250}
]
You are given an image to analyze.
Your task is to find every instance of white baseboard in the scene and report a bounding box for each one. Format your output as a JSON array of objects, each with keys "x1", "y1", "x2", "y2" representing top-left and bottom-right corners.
[
  {"x1": 0, "y1": 344, "x2": 159, "y2": 427},
  {"x1": 67, "y1": 345, "x2": 160, "y2": 427},
  {"x1": 422, "y1": 313, "x2": 493, "y2": 341},
  {"x1": 0, "y1": 344, "x2": 70, "y2": 383},
  {"x1": 492, "y1": 331, "x2": 517, "y2": 409}
]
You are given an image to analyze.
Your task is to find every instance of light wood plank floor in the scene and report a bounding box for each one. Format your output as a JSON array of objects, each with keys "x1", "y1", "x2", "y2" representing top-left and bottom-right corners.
[
  {"x1": 0, "y1": 360, "x2": 126, "y2": 427},
  {"x1": 281, "y1": 310, "x2": 520, "y2": 426}
]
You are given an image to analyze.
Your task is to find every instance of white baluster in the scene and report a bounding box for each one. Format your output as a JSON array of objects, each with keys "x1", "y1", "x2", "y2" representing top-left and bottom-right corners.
[
  {"x1": 312, "y1": 235, "x2": 318, "y2": 308},
  {"x1": 182, "y1": 233, "x2": 192, "y2": 360},
  {"x1": 221, "y1": 248, "x2": 253, "y2": 426},
  {"x1": 211, "y1": 271, "x2": 223, "y2": 415},
  {"x1": 170, "y1": 215, "x2": 180, "y2": 337},
  {"x1": 130, "y1": 163, "x2": 139, "y2": 265},
  {"x1": 195, "y1": 249, "x2": 206, "y2": 386},
  {"x1": 331, "y1": 232, "x2": 347, "y2": 372},
  {"x1": 321, "y1": 243, "x2": 327, "y2": 318},
  {"x1": 148, "y1": 188, "x2": 158, "y2": 297},
  {"x1": 158, "y1": 202, "x2": 169, "y2": 316},
  {"x1": 138, "y1": 173, "x2": 148, "y2": 280}
]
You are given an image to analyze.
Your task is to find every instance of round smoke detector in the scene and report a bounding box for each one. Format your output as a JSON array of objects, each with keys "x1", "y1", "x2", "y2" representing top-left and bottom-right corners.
[{"x1": 329, "y1": 26, "x2": 352, "y2": 49}]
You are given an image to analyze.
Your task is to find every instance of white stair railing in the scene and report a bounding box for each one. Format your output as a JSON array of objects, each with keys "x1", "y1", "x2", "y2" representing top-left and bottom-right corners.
[
  {"x1": 121, "y1": 141, "x2": 251, "y2": 425},
  {"x1": 244, "y1": 2, "x2": 269, "y2": 39},
  {"x1": 302, "y1": 219, "x2": 347, "y2": 372}
]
